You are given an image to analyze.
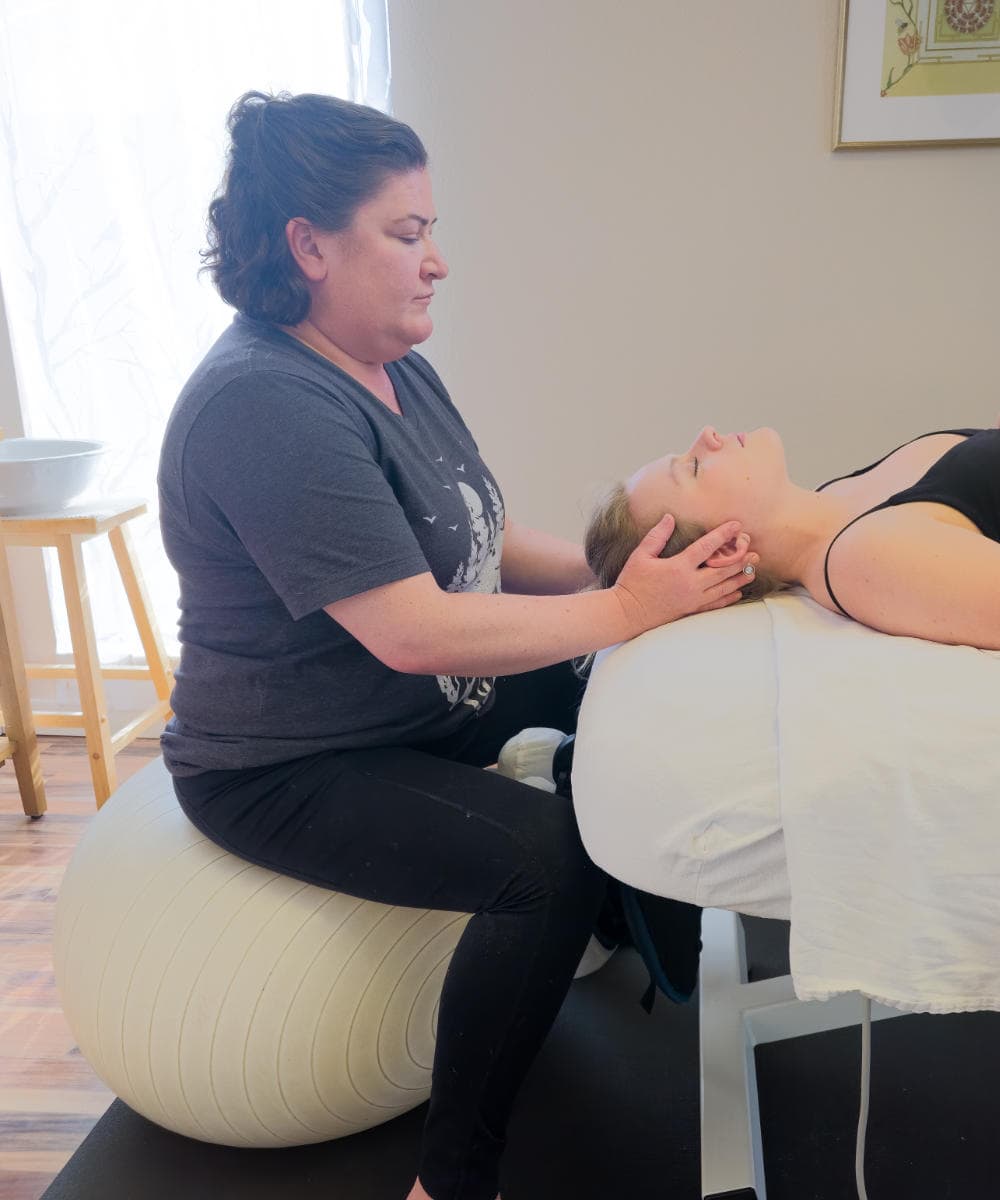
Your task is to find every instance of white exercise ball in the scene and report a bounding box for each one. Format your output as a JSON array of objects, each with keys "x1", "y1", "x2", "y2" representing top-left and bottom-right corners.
[{"x1": 53, "y1": 757, "x2": 469, "y2": 1148}]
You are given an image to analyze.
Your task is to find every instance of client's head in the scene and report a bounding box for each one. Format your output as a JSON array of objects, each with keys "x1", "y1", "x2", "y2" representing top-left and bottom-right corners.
[{"x1": 584, "y1": 425, "x2": 787, "y2": 600}]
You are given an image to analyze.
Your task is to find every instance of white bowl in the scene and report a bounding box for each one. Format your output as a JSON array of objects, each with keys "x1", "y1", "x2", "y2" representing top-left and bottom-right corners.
[{"x1": 0, "y1": 438, "x2": 106, "y2": 516}]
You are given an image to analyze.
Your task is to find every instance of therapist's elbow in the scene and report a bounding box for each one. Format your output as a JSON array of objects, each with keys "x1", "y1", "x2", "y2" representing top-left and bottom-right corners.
[
  {"x1": 384, "y1": 625, "x2": 470, "y2": 675},
  {"x1": 373, "y1": 618, "x2": 469, "y2": 675},
  {"x1": 324, "y1": 576, "x2": 453, "y2": 676},
  {"x1": 380, "y1": 641, "x2": 435, "y2": 675},
  {"x1": 337, "y1": 624, "x2": 432, "y2": 675}
]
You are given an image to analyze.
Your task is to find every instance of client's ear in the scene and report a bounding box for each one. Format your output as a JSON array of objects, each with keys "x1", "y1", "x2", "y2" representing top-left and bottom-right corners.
[{"x1": 704, "y1": 535, "x2": 744, "y2": 568}]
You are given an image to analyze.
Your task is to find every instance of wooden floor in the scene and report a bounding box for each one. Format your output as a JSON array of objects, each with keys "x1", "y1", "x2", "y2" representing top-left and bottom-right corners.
[{"x1": 0, "y1": 736, "x2": 160, "y2": 1200}]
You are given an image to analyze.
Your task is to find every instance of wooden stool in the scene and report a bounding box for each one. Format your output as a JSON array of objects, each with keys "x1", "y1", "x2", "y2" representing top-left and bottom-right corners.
[
  {"x1": 0, "y1": 538, "x2": 46, "y2": 816},
  {"x1": 0, "y1": 498, "x2": 173, "y2": 810}
]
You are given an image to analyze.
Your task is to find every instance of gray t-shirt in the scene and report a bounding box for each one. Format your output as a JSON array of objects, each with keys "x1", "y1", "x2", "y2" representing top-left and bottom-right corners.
[{"x1": 158, "y1": 316, "x2": 505, "y2": 776}]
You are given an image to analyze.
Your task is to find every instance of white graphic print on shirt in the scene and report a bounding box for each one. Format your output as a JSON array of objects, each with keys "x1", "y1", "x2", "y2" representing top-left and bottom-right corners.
[{"x1": 436, "y1": 475, "x2": 505, "y2": 711}]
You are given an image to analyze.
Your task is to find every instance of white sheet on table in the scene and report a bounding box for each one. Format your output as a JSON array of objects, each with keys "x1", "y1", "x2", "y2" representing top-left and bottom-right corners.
[
  {"x1": 574, "y1": 597, "x2": 792, "y2": 922},
  {"x1": 770, "y1": 591, "x2": 1000, "y2": 1014},
  {"x1": 573, "y1": 589, "x2": 1000, "y2": 1014}
]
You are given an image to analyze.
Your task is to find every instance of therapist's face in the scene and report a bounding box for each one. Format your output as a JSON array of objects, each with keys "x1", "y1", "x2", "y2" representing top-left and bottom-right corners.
[
  {"x1": 288, "y1": 168, "x2": 449, "y2": 364},
  {"x1": 626, "y1": 426, "x2": 788, "y2": 532}
]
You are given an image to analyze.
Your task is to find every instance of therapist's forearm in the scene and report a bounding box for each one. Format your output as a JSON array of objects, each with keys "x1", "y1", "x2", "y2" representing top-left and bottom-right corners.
[{"x1": 501, "y1": 519, "x2": 597, "y2": 594}]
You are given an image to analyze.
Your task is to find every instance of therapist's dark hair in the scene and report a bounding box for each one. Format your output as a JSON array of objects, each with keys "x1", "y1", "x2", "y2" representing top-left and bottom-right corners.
[
  {"x1": 583, "y1": 483, "x2": 784, "y2": 602},
  {"x1": 202, "y1": 90, "x2": 428, "y2": 324}
]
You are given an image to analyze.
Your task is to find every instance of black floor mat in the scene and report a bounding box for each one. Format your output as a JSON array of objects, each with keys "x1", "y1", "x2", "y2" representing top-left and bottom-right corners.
[{"x1": 42, "y1": 918, "x2": 1000, "y2": 1200}]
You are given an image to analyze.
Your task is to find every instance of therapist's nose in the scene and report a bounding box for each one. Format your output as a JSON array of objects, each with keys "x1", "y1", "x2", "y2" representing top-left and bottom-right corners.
[{"x1": 423, "y1": 238, "x2": 449, "y2": 281}]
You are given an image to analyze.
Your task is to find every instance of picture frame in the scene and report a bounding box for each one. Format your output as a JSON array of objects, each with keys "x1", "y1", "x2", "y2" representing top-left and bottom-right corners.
[{"x1": 834, "y1": 0, "x2": 1000, "y2": 148}]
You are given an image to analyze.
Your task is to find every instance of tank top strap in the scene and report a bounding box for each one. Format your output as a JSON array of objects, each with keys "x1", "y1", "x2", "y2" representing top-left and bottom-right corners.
[
  {"x1": 819, "y1": 428, "x2": 981, "y2": 616},
  {"x1": 822, "y1": 510, "x2": 877, "y2": 619},
  {"x1": 816, "y1": 428, "x2": 981, "y2": 493}
]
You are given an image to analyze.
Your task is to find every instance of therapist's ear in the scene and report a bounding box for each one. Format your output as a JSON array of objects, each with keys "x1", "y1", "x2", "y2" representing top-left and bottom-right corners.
[
  {"x1": 285, "y1": 217, "x2": 329, "y2": 282},
  {"x1": 704, "y1": 532, "x2": 750, "y2": 568}
]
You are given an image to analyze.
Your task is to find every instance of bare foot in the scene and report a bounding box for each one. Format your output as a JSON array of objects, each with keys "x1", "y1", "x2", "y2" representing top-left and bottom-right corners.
[{"x1": 405, "y1": 1180, "x2": 499, "y2": 1200}]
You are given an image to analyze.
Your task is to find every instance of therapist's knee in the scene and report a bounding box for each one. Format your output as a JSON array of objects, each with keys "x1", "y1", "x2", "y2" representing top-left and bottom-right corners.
[{"x1": 489, "y1": 790, "x2": 604, "y2": 914}]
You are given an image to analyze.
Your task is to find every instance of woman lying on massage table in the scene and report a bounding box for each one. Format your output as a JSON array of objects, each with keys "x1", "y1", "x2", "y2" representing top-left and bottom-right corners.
[{"x1": 584, "y1": 422, "x2": 1000, "y2": 650}]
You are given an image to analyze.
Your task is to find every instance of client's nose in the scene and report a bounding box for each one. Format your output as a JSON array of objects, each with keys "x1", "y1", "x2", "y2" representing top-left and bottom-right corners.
[{"x1": 693, "y1": 426, "x2": 723, "y2": 454}]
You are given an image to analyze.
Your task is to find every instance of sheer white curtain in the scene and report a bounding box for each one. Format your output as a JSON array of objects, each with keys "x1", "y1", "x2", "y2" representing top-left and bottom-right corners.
[{"x1": 0, "y1": 0, "x2": 390, "y2": 661}]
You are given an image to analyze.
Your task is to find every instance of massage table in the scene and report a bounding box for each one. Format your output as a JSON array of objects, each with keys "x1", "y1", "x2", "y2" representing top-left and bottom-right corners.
[{"x1": 569, "y1": 589, "x2": 1000, "y2": 1199}]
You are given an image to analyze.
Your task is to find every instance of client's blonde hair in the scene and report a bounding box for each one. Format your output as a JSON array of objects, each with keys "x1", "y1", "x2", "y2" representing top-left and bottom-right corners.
[{"x1": 583, "y1": 483, "x2": 784, "y2": 602}]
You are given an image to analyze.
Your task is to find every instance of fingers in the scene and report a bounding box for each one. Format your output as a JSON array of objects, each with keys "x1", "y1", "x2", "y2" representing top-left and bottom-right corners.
[
  {"x1": 711, "y1": 547, "x2": 759, "y2": 575},
  {"x1": 702, "y1": 552, "x2": 759, "y2": 588},
  {"x1": 703, "y1": 531, "x2": 751, "y2": 568},
  {"x1": 696, "y1": 590, "x2": 743, "y2": 613},
  {"x1": 638, "y1": 511, "x2": 676, "y2": 555},
  {"x1": 698, "y1": 559, "x2": 757, "y2": 609},
  {"x1": 698, "y1": 555, "x2": 758, "y2": 605},
  {"x1": 684, "y1": 520, "x2": 743, "y2": 564}
]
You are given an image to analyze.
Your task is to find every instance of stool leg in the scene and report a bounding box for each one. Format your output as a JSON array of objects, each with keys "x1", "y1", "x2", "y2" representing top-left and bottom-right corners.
[
  {"x1": 108, "y1": 523, "x2": 173, "y2": 706},
  {"x1": 56, "y1": 534, "x2": 116, "y2": 807},
  {"x1": 0, "y1": 537, "x2": 46, "y2": 817}
]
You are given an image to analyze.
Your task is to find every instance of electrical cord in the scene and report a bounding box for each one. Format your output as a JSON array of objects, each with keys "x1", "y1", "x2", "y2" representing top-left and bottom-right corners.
[{"x1": 855, "y1": 997, "x2": 872, "y2": 1200}]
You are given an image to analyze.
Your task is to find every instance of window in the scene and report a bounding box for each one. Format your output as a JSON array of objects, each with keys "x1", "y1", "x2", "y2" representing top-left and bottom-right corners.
[{"x1": 0, "y1": 0, "x2": 390, "y2": 670}]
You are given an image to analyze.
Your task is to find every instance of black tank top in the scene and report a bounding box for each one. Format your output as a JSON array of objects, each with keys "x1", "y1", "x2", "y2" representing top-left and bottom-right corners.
[{"x1": 816, "y1": 428, "x2": 1000, "y2": 618}]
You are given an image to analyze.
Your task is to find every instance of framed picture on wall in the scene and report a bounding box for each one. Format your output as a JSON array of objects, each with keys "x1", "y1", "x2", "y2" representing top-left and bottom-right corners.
[{"x1": 834, "y1": 0, "x2": 1000, "y2": 147}]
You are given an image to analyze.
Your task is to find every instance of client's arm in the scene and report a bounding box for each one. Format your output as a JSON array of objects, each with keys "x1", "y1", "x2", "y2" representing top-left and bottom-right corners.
[{"x1": 821, "y1": 507, "x2": 1000, "y2": 649}]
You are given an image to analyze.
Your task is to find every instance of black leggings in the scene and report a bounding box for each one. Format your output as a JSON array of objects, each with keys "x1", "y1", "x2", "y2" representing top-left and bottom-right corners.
[{"x1": 173, "y1": 661, "x2": 606, "y2": 1200}]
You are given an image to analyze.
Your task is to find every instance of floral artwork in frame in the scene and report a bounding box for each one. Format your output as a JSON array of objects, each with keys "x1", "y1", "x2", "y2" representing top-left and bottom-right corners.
[{"x1": 835, "y1": 0, "x2": 1000, "y2": 146}]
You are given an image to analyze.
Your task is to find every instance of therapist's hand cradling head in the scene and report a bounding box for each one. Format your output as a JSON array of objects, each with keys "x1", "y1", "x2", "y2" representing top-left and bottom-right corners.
[{"x1": 610, "y1": 514, "x2": 761, "y2": 633}]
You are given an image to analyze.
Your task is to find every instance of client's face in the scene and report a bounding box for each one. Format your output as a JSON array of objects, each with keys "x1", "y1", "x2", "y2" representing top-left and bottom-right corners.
[{"x1": 626, "y1": 426, "x2": 787, "y2": 532}]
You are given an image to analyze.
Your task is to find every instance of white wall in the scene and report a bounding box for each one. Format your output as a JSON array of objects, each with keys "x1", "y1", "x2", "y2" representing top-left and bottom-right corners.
[{"x1": 388, "y1": 0, "x2": 1000, "y2": 540}]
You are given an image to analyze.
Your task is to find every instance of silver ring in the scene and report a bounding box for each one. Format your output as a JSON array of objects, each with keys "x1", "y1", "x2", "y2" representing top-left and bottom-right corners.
[{"x1": 742, "y1": 563, "x2": 756, "y2": 576}]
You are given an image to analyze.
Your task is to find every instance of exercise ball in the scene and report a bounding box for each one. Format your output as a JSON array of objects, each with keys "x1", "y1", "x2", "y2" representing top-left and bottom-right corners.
[{"x1": 53, "y1": 757, "x2": 469, "y2": 1147}]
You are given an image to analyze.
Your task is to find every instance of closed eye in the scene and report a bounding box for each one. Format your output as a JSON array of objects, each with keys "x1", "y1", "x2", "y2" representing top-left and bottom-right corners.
[{"x1": 693, "y1": 456, "x2": 699, "y2": 477}]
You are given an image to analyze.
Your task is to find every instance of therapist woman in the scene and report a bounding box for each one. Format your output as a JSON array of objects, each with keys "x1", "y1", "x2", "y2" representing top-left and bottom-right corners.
[{"x1": 157, "y1": 90, "x2": 757, "y2": 1200}]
